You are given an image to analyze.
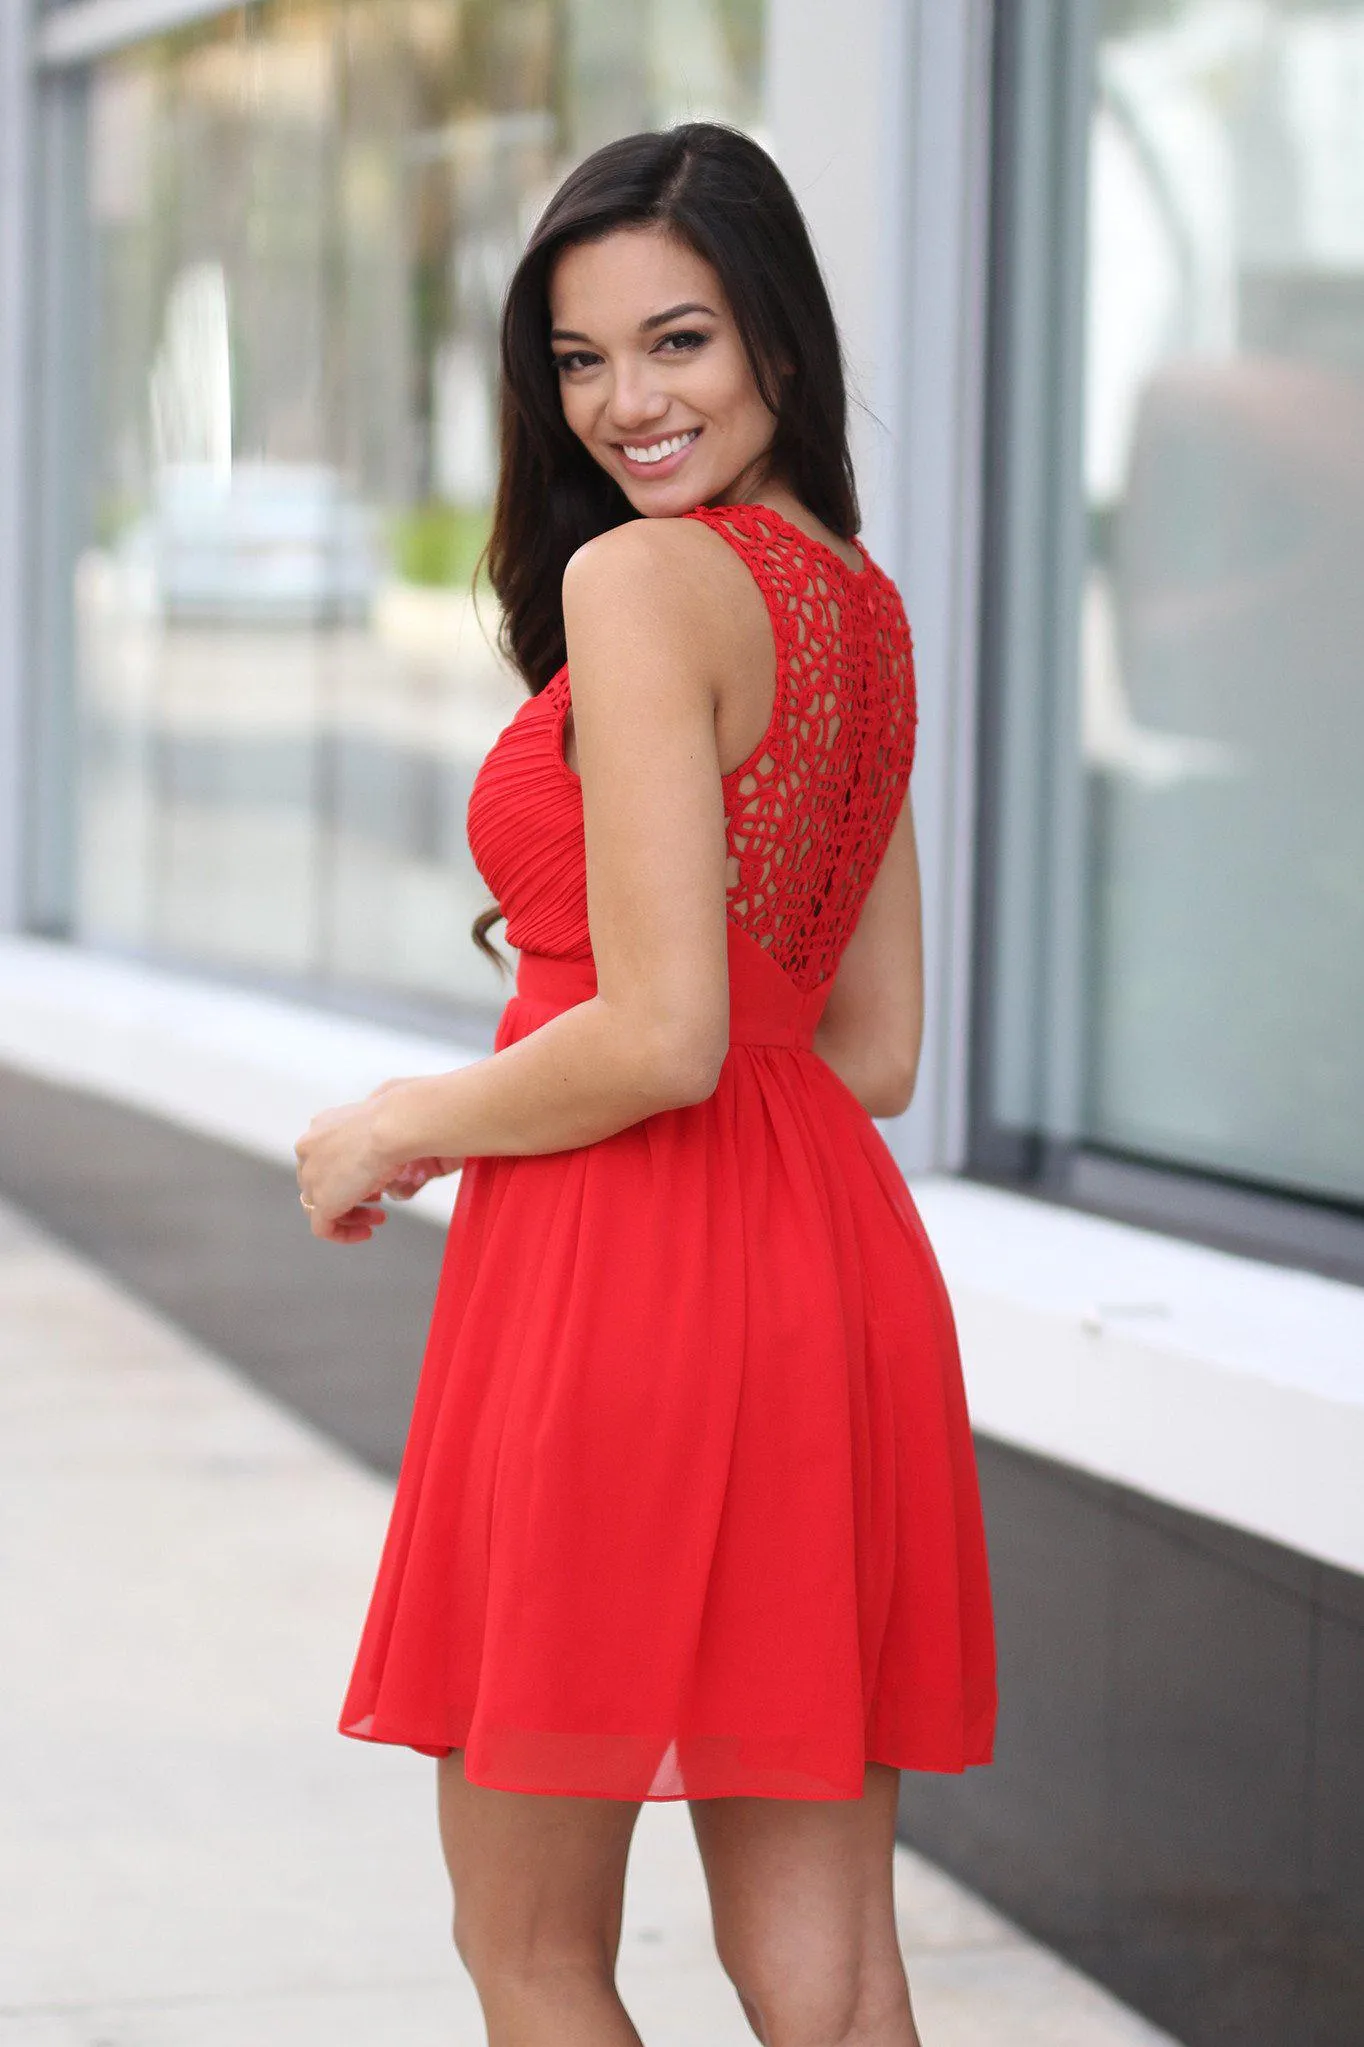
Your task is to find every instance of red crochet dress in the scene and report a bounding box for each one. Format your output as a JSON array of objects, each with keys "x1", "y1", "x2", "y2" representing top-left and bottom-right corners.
[{"x1": 338, "y1": 501, "x2": 997, "y2": 1799}]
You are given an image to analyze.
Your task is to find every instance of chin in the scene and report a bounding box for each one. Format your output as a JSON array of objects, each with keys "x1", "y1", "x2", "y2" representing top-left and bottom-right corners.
[
  {"x1": 623, "y1": 485, "x2": 708, "y2": 518},
  {"x1": 649, "y1": 469, "x2": 743, "y2": 517}
]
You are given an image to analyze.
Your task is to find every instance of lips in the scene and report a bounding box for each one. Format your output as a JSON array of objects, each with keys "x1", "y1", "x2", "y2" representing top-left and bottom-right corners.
[{"x1": 614, "y1": 427, "x2": 702, "y2": 479}]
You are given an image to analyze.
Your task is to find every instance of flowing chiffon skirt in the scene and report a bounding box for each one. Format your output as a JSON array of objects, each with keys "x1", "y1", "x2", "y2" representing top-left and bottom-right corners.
[{"x1": 338, "y1": 924, "x2": 997, "y2": 1799}]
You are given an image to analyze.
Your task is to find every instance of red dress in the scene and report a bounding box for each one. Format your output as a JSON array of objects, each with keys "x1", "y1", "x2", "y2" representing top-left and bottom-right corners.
[{"x1": 338, "y1": 501, "x2": 997, "y2": 1799}]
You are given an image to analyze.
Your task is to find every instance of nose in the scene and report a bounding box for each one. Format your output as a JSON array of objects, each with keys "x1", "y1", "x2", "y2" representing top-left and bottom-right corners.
[{"x1": 605, "y1": 358, "x2": 670, "y2": 435}]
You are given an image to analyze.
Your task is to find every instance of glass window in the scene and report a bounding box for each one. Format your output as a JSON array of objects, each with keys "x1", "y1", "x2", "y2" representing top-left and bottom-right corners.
[
  {"x1": 38, "y1": 0, "x2": 766, "y2": 1025},
  {"x1": 978, "y1": 0, "x2": 1364, "y2": 1220}
]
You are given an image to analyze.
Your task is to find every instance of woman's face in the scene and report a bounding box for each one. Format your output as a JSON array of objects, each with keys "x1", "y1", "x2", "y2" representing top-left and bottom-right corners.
[{"x1": 548, "y1": 225, "x2": 779, "y2": 515}]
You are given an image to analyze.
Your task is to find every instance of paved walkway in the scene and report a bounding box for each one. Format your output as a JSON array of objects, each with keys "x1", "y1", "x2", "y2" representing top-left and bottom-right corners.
[{"x1": 0, "y1": 1197, "x2": 1177, "y2": 2046}]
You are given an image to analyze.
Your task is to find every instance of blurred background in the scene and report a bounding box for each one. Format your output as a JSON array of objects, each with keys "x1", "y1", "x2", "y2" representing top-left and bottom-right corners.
[
  {"x1": 29, "y1": 0, "x2": 764, "y2": 1027},
  {"x1": 0, "y1": 5, "x2": 1361, "y2": 2047}
]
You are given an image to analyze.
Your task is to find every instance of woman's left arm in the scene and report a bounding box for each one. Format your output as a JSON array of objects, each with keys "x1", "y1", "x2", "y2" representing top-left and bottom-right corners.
[{"x1": 295, "y1": 519, "x2": 733, "y2": 1236}]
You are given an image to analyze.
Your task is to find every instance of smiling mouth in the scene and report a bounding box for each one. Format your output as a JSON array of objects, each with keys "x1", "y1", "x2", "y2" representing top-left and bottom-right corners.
[{"x1": 617, "y1": 427, "x2": 701, "y2": 466}]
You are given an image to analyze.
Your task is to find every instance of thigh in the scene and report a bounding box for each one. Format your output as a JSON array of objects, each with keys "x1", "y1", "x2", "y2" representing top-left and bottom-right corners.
[
  {"x1": 436, "y1": 1749, "x2": 642, "y2": 1975},
  {"x1": 688, "y1": 1763, "x2": 909, "y2": 2036}
]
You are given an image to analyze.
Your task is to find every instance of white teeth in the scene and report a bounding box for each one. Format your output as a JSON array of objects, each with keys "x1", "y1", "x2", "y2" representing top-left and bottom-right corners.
[{"x1": 621, "y1": 429, "x2": 699, "y2": 465}]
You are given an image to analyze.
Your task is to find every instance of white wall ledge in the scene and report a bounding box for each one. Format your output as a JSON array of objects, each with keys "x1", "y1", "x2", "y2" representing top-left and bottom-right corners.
[
  {"x1": 911, "y1": 1178, "x2": 1364, "y2": 1579},
  {"x1": 2, "y1": 935, "x2": 1361, "y2": 1577}
]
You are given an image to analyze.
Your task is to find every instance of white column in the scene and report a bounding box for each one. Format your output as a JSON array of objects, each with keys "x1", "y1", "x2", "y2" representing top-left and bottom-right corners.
[
  {"x1": 763, "y1": 0, "x2": 911, "y2": 553},
  {"x1": 765, "y1": 0, "x2": 995, "y2": 1174},
  {"x1": 0, "y1": 0, "x2": 35, "y2": 932}
]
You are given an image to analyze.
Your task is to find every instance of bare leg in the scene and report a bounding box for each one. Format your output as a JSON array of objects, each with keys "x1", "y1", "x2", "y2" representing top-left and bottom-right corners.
[
  {"x1": 689, "y1": 1762, "x2": 922, "y2": 2047},
  {"x1": 436, "y1": 1749, "x2": 644, "y2": 2046}
]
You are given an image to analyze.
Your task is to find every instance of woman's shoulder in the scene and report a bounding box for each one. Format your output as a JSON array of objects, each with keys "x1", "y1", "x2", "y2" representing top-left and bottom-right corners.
[
  {"x1": 561, "y1": 513, "x2": 760, "y2": 643},
  {"x1": 563, "y1": 512, "x2": 729, "y2": 591}
]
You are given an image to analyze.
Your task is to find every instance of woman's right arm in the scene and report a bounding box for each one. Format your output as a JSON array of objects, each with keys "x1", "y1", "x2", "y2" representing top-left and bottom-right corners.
[{"x1": 811, "y1": 785, "x2": 925, "y2": 1119}]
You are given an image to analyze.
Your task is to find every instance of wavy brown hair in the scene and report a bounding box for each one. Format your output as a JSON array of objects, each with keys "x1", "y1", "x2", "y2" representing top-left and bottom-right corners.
[{"x1": 471, "y1": 119, "x2": 860, "y2": 971}]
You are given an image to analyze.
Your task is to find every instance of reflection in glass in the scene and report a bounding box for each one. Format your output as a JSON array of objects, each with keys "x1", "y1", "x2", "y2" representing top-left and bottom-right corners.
[
  {"x1": 66, "y1": 1, "x2": 766, "y2": 1020},
  {"x1": 1082, "y1": 0, "x2": 1364, "y2": 1203}
]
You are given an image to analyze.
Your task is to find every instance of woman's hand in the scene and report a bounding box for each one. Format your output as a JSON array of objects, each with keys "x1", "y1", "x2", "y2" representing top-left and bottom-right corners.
[
  {"x1": 294, "y1": 1098, "x2": 392, "y2": 1244},
  {"x1": 294, "y1": 1078, "x2": 466, "y2": 1245}
]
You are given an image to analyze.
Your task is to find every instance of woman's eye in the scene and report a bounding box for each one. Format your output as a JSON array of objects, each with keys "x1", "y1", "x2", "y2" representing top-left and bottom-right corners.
[{"x1": 552, "y1": 332, "x2": 707, "y2": 374}]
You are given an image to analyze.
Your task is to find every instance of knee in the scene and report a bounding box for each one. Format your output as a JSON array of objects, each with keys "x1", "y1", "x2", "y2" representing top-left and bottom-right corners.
[
  {"x1": 450, "y1": 1900, "x2": 481, "y2": 1979},
  {"x1": 716, "y1": 1937, "x2": 862, "y2": 2047},
  {"x1": 452, "y1": 1905, "x2": 611, "y2": 2006},
  {"x1": 719, "y1": 1935, "x2": 915, "y2": 2047},
  {"x1": 451, "y1": 1902, "x2": 518, "y2": 1989}
]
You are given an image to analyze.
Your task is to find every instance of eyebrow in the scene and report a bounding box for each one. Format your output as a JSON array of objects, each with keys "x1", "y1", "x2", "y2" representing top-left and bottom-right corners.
[{"x1": 549, "y1": 301, "x2": 718, "y2": 343}]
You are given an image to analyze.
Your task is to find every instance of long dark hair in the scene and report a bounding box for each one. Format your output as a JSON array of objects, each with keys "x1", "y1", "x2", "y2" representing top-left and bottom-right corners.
[{"x1": 471, "y1": 119, "x2": 860, "y2": 971}]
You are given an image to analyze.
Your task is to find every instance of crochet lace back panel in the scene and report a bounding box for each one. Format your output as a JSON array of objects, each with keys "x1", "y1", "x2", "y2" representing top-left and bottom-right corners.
[{"x1": 684, "y1": 504, "x2": 918, "y2": 994}]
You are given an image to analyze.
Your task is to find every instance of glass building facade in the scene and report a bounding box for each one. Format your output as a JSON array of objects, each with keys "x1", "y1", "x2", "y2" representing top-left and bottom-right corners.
[
  {"x1": 32, "y1": 0, "x2": 764, "y2": 1024},
  {"x1": 977, "y1": 0, "x2": 1364, "y2": 1233},
  {"x1": 1081, "y1": 1, "x2": 1364, "y2": 1205}
]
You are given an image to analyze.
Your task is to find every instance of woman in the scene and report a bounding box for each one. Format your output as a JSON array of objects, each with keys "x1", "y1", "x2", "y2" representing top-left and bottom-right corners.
[{"x1": 295, "y1": 121, "x2": 995, "y2": 2047}]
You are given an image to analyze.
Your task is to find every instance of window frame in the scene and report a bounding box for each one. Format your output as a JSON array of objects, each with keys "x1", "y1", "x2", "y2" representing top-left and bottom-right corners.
[{"x1": 966, "y1": 0, "x2": 1364, "y2": 1290}]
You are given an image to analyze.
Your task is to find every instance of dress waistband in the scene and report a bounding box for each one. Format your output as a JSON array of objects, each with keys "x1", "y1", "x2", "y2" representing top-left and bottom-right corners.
[{"x1": 511, "y1": 940, "x2": 829, "y2": 1052}]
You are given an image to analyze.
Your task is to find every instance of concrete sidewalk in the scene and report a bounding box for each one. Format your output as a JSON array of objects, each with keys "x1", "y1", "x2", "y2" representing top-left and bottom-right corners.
[{"x1": 0, "y1": 1196, "x2": 1177, "y2": 2046}]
